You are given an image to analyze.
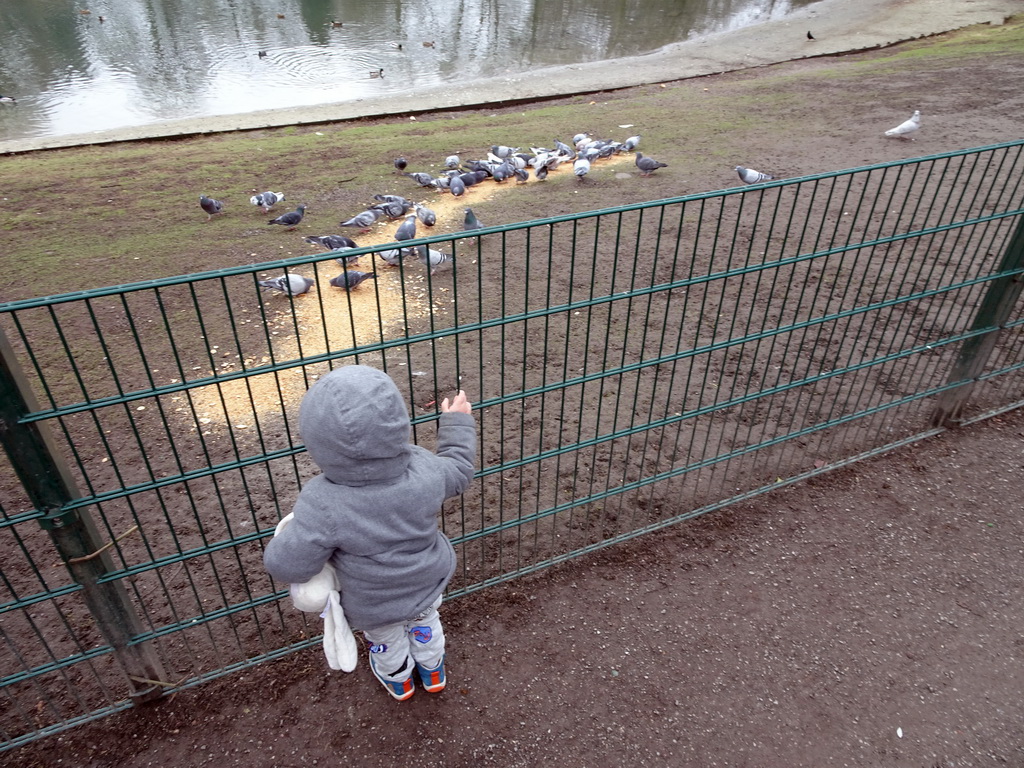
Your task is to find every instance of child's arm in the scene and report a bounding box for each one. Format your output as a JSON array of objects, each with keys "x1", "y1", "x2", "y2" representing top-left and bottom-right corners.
[
  {"x1": 263, "y1": 509, "x2": 336, "y2": 584},
  {"x1": 436, "y1": 390, "x2": 476, "y2": 496}
]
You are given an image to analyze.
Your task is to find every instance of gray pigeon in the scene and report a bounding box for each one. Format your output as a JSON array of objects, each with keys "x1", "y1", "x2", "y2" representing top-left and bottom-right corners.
[
  {"x1": 415, "y1": 246, "x2": 453, "y2": 275},
  {"x1": 463, "y1": 208, "x2": 482, "y2": 231},
  {"x1": 635, "y1": 153, "x2": 667, "y2": 176},
  {"x1": 268, "y1": 205, "x2": 307, "y2": 229},
  {"x1": 373, "y1": 193, "x2": 414, "y2": 207},
  {"x1": 258, "y1": 274, "x2": 315, "y2": 296},
  {"x1": 394, "y1": 215, "x2": 417, "y2": 242},
  {"x1": 394, "y1": 156, "x2": 408, "y2": 173},
  {"x1": 491, "y1": 145, "x2": 517, "y2": 159},
  {"x1": 459, "y1": 170, "x2": 488, "y2": 187},
  {"x1": 340, "y1": 209, "x2": 384, "y2": 231},
  {"x1": 735, "y1": 166, "x2": 774, "y2": 184},
  {"x1": 304, "y1": 234, "x2": 357, "y2": 251},
  {"x1": 334, "y1": 249, "x2": 360, "y2": 266},
  {"x1": 404, "y1": 171, "x2": 437, "y2": 188},
  {"x1": 444, "y1": 155, "x2": 461, "y2": 169},
  {"x1": 371, "y1": 199, "x2": 412, "y2": 219},
  {"x1": 199, "y1": 195, "x2": 224, "y2": 221},
  {"x1": 553, "y1": 139, "x2": 576, "y2": 159},
  {"x1": 574, "y1": 157, "x2": 591, "y2": 180},
  {"x1": 414, "y1": 204, "x2": 437, "y2": 227},
  {"x1": 377, "y1": 248, "x2": 404, "y2": 266},
  {"x1": 534, "y1": 164, "x2": 549, "y2": 181},
  {"x1": 491, "y1": 163, "x2": 512, "y2": 183},
  {"x1": 622, "y1": 135, "x2": 641, "y2": 152},
  {"x1": 449, "y1": 175, "x2": 466, "y2": 197},
  {"x1": 884, "y1": 110, "x2": 921, "y2": 139},
  {"x1": 250, "y1": 190, "x2": 285, "y2": 213},
  {"x1": 329, "y1": 270, "x2": 377, "y2": 290}
]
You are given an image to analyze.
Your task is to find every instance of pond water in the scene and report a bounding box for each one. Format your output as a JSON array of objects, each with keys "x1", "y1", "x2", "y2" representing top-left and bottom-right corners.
[{"x1": 0, "y1": 0, "x2": 816, "y2": 142}]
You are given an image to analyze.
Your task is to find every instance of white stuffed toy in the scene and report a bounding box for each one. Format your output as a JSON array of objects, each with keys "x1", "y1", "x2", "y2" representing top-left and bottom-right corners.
[{"x1": 274, "y1": 513, "x2": 358, "y2": 672}]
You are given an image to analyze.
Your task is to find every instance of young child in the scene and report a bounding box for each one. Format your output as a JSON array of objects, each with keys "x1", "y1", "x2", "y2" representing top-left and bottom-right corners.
[{"x1": 263, "y1": 365, "x2": 476, "y2": 700}]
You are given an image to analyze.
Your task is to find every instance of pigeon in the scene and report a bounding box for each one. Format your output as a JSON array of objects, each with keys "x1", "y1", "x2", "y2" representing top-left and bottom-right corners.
[
  {"x1": 534, "y1": 164, "x2": 549, "y2": 181},
  {"x1": 415, "y1": 204, "x2": 437, "y2": 227},
  {"x1": 250, "y1": 190, "x2": 285, "y2": 213},
  {"x1": 553, "y1": 139, "x2": 576, "y2": 159},
  {"x1": 491, "y1": 145, "x2": 518, "y2": 159},
  {"x1": 635, "y1": 153, "x2": 668, "y2": 176},
  {"x1": 885, "y1": 110, "x2": 921, "y2": 140},
  {"x1": 449, "y1": 175, "x2": 467, "y2": 197},
  {"x1": 377, "y1": 248, "x2": 404, "y2": 266},
  {"x1": 394, "y1": 215, "x2": 417, "y2": 242},
  {"x1": 371, "y1": 199, "x2": 411, "y2": 219},
  {"x1": 735, "y1": 166, "x2": 775, "y2": 184},
  {"x1": 304, "y1": 234, "x2": 357, "y2": 251},
  {"x1": 258, "y1": 274, "x2": 315, "y2": 296},
  {"x1": 340, "y1": 209, "x2": 384, "y2": 231},
  {"x1": 459, "y1": 170, "x2": 489, "y2": 187},
  {"x1": 806, "y1": 30, "x2": 815, "y2": 40},
  {"x1": 199, "y1": 195, "x2": 224, "y2": 220},
  {"x1": 394, "y1": 156, "x2": 408, "y2": 173},
  {"x1": 404, "y1": 171, "x2": 437, "y2": 188},
  {"x1": 373, "y1": 193, "x2": 413, "y2": 206},
  {"x1": 622, "y1": 135, "x2": 641, "y2": 152},
  {"x1": 513, "y1": 167, "x2": 530, "y2": 183},
  {"x1": 329, "y1": 270, "x2": 377, "y2": 290},
  {"x1": 491, "y1": 163, "x2": 512, "y2": 183},
  {"x1": 464, "y1": 208, "x2": 483, "y2": 231},
  {"x1": 444, "y1": 155, "x2": 461, "y2": 169},
  {"x1": 0, "y1": 95, "x2": 16, "y2": 104},
  {"x1": 574, "y1": 157, "x2": 591, "y2": 180},
  {"x1": 267, "y1": 205, "x2": 307, "y2": 229},
  {"x1": 415, "y1": 246, "x2": 453, "y2": 275}
]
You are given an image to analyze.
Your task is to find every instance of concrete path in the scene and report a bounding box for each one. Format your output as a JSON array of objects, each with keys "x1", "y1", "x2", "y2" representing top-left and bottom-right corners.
[{"x1": 0, "y1": 0, "x2": 1017, "y2": 154}]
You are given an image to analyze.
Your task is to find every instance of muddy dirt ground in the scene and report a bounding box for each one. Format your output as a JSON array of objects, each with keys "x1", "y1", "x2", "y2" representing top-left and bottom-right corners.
[{"x1": 5, "y1": 19, "x2": 1024, "y2": 768}]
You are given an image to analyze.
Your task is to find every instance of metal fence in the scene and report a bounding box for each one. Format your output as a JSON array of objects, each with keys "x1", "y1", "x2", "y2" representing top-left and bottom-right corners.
[{"x1": 2, "y1": 141, "x2": 1023, "y2": 751}]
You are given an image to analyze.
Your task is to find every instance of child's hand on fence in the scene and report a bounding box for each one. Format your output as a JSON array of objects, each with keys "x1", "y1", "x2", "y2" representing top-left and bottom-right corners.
[{"x1": 441, "y1": 390, "x2": 472, "y2": 414}]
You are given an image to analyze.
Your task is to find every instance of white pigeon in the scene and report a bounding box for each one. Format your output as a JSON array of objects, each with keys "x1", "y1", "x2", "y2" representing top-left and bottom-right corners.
[
  {"x1": 884, "y1": 110, "x2": 921, "y2": 139},
  {"x1": 250, "y1": 190, "x2": 285, "y2": 213},
  {"x1": 415, "y1": 246, "x2": 452, "y2": 275},
  {"x1": 735, "y1": 166, "x2": 774, "y2": 184},
  {"x1": 257, "y1": 274, "x2": 315, "y2": 296}
]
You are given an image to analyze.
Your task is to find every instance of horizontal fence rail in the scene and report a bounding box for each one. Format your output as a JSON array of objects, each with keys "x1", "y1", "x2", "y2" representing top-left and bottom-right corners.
[{"x1": 1, "y1": 141, "x2": 1023, "y2": 750}]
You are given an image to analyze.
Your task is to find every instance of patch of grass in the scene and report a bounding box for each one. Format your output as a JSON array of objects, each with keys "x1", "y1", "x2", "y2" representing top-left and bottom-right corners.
[{"x1": 0, "y1": 18, "x2": 1020, "y2": 305}]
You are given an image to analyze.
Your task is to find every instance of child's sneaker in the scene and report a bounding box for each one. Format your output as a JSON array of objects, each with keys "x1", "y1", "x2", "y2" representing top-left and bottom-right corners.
[
  {"x1": 415, "y1": 655, "x2": 446, "y2": 693},
  {"x1": 369, "y1": 656, "x2": 415, "y2": 701}
]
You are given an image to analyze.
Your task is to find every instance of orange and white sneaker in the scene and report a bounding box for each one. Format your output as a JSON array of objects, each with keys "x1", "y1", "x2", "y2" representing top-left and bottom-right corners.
[{"x1": 415, "y1": 655, "x2": 446, "y2": 693}]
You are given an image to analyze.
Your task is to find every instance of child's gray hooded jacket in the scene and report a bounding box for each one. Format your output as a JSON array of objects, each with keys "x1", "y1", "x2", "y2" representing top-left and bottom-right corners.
[{"x1": 263, "y1": 365, "x2": 476, "y2": 629}]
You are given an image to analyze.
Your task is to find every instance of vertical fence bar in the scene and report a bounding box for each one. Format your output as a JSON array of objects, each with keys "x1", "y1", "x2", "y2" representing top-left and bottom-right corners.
[
  {"x1": 0, "y1": 328, "x2": 167, "y2": 704},
  {"x1": 931, "y1": 213, "x2": 1024, "y2": 426}
]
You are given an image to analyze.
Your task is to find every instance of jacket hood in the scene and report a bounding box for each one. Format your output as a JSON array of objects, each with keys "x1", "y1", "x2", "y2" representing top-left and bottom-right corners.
[{"x1": 298, "y1": 365, "x2": 411, "y2": 485}]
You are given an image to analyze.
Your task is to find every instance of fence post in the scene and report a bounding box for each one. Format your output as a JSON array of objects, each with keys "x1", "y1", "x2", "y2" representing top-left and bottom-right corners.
[
  {"x1": 931, "y1": 214, "x2": 1024, "y2": 427},
  {"x1": 0, "y1": 328, "x2": 167, "y2": 704}
]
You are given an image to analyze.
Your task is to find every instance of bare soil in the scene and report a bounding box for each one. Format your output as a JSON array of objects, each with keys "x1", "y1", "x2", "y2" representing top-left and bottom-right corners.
[
  {"x1": 8, "y1": 408, "x2": 1024, "y2": 768},
  {"x1": 5, "y1": 20, "x2": 1024, "y2": 768}
]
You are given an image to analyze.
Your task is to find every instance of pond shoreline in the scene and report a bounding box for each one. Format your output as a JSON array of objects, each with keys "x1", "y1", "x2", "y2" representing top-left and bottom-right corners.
[{"x1": 0, "y1": 0, "x2": 1015, "y2": 155}]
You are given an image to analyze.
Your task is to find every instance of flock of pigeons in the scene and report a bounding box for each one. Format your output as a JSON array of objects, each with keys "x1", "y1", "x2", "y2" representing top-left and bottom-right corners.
[{"x1": 199, "y1": 111, "x2": 921, "y2": 298}]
